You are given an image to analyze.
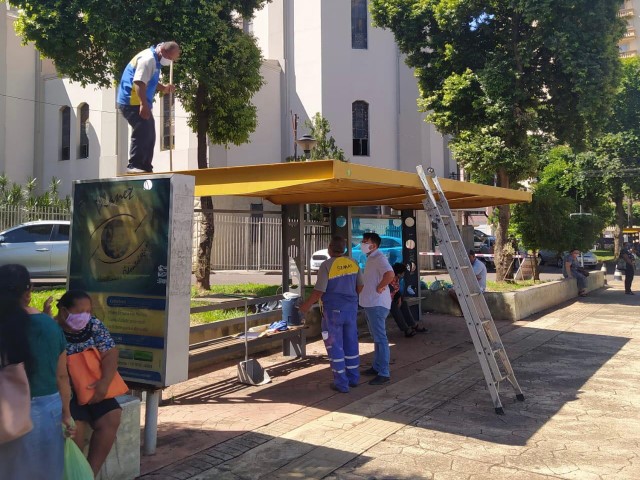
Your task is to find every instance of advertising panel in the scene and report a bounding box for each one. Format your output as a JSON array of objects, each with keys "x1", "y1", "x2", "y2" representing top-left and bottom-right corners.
[{"x1": 68, "y1": 175, "x2": 194, "y2": 387}]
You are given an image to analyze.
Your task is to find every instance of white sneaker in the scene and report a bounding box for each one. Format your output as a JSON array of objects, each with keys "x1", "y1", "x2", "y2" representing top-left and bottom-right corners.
[{"x1": 126, "y1": 167, "x2": 146, "y2": 173}]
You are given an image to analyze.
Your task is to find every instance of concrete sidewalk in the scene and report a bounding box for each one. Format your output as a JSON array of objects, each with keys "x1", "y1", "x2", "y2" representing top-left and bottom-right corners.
[{"x1": 141, "y1": 283, "x2": 639, "y2": 480}]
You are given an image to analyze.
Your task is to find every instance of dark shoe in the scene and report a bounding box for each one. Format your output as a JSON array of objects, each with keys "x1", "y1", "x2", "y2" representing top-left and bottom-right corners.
[
  {"x1": 330, "y1": 383, "x2": 348, "y2": 393},
  {"x1": 414, "y1": 326, "x2": 428, "y2": 333},
  {"x1": 404, "y1": 329, "x2": 416, "y2": 338},
  {"x1": 369, "y1": 375, "x2": 391, "y2": 386},
  {"x1": 349, "y1": 382, "x2": 359, "y2": 388},
  {"x1": 361, "y1": 367, "x2": 378, "y2": 376},
  {"x1": 625, "y1": 291, "x2": 635, "y2": 295}
]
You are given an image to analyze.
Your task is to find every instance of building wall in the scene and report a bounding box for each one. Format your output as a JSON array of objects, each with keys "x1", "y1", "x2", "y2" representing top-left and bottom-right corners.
[
  {"x1": 209, "y1": 61, "x2": 282, "y2": 168},
  {"x1": 620, "y1": 1, "x2": 639, "y2": 57},
  {"x1": 1, "y1": 7, "x2": 36, "y2": 184}
]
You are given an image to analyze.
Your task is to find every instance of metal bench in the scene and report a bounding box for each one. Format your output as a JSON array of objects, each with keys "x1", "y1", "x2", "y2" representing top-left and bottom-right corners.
[{"x1": 188, "y1": 295, "x2": 306, "y2": 366}]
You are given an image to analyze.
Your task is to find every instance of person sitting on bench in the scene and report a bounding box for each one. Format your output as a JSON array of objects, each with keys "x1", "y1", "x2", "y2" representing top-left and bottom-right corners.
[{"x1": 389, "y1": 263, "x2": 427, "y2": 337}]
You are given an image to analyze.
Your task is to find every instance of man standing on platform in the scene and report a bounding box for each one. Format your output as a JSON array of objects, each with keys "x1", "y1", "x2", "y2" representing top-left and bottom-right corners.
[
  {"x1": 359, "y1": 232, "x2": 395, "y2": 386},
  {"x1": 117, "y1": 42, "x2": 181, "y2": 173},
  {"x1": 299, "y1": 236, "x2": 363, "y2": 393}
]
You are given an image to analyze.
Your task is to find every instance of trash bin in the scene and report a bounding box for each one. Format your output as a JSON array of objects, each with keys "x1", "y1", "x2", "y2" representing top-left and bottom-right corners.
[{"x1": 282, "y1": 293, "x2": 301, "y2": 326}]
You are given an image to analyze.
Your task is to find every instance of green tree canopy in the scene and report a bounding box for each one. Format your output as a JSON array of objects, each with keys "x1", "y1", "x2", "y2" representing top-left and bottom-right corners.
[
  {"x1": 10, "y1": 0, "x2": 269, "y2": 289},
  {"x1": 370, "y1": 0, "x2": 625, "y2": 279},
  {"x1": 304, "y1": 113, "x2": 347, "y2": 161}
]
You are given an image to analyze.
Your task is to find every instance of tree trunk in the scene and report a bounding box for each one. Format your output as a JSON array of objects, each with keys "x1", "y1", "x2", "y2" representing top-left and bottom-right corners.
[
  {"x1": 494, "y1": 168, "x2": 513, "y2": 281},
  {"x1": 194, "y1": 82, "x2": 214, "y2": 291},
  {"x1": 532, "y1": 248, "x2": 540, "y2": 281},
  {"x1": 613, "y1": 194, "x2": 626, "y2": 258}
]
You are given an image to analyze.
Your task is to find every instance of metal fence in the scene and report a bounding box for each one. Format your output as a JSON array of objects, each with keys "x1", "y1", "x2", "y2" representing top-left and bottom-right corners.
[
  {"x1": 0, "y1": 205, "x2": 70, "y2": 231},
  {"x1": 0, "y1": 205, "x2": 358, "y2": 272},
  {"x1": 192, "y1": 211, "x2": 332, "y2": 271}
]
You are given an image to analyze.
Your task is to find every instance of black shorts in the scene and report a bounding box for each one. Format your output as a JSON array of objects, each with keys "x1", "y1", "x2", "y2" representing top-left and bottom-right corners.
[{"x1": 70, "y1": 395, "x2": 121, "y2": 424}]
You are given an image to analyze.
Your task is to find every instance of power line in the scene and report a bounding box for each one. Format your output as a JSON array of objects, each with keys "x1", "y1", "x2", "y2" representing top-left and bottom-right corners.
[{"x1": 0, "y1": 92, "x2": 193, "y2": 120}]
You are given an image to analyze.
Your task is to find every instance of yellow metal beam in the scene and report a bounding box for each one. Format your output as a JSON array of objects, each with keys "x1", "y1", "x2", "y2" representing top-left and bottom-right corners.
[{"x1": 159, "y1": 160, "x2": 531, "y2": 209}]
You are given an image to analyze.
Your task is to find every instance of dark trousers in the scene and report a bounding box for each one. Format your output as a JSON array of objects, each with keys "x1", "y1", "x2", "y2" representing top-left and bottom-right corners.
[
  {"x1": 625, "y1": 266, "x2": 635, "y2": 293},
  {"x1": 118, "y1": 104, "x2": 155, "y2": 172},
  {"x1": 390, "y1": 299, "x2": 417, "y2": 333}
]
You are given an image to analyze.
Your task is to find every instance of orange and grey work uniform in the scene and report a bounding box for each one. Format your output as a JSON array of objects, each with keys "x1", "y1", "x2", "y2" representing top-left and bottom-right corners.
[
  {"x1": 116, "y1": 46, "x2": 162, "y2": 172},
  {"x1": 314, "y1": 255, "x2": 363, "y2": 392}
]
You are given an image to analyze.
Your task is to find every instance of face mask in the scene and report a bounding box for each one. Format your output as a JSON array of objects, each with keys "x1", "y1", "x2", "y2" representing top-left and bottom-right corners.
[
  {"x1": 361, "y1": 243, "x2": 374, "y2": 255},
  {"x1": 160, "y1": 57, "x2": 172, "y2": 66},
  {"x1": 65, "y1": 311, "x2": 91, "y2": 331}
]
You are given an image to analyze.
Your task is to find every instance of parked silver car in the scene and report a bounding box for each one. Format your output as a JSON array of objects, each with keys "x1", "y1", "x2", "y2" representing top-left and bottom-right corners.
[
  {"x1": 0, "y1": 220, "x2": 69, "y2": 277},
  {"x1": 538, "y1": 249, "x2": 598, "y2": 269}
]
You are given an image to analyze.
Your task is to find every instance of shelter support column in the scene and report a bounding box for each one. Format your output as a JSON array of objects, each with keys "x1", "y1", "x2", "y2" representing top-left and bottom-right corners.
[
  {"x1": 330, "y1": 207, "x2": 352, "y2": 256},
  {"x1": 282, "y1": 204, "x2": 305, "y2": 294},
  {"x1": 401, "y1": 210, "x2": 421, "y2": 316}
]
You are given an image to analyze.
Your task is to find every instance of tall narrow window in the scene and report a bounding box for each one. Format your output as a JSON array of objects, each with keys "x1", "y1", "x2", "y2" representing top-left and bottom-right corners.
[
  {"x1": 60, "y1": 106, "x2": 71, "y2": 161},
  {"x1": 351, "y1": 0, "x2": 368, "y2": 49},
  {"x1": 352, "y1": 101, "x2": 369, "y2": 156},
  {"x1": 78, "y1": 103, "x2": 89, "y2": 158},
  {"x1": 161, "y1": 94, "x2": 175, "y2": 151}
]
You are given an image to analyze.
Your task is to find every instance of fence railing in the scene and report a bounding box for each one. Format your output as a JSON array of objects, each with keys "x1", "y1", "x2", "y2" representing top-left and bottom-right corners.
[
  {"x1": 0, "y1": 206, "x2": 390, "y2": 272},
  {"x1": 192, "y1": 210, "x2": 331, "y2": 271},
  {"x1": 0, "y1": 205, "x2": 71, "y2": 231}
]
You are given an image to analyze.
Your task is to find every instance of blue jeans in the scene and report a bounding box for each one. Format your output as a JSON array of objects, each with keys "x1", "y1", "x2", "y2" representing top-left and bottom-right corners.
[
  {"x1": 322, "y1": 308, "x2": 360, "y2": 391},
  {"x1": 364, "y1": 306, "x2": 390, "y2": 377},
  {"x1": 118, "y1": 104, "x2": 156, "y2": 171},
  {"x1": 0, "y1": 393, "x2": 65, "y2": 480}
]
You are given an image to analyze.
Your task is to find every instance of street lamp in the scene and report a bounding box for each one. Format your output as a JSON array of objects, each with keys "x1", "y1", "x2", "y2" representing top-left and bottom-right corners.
[{"x1": 295, "y1": 134, "x2": 317, "y2": 160}]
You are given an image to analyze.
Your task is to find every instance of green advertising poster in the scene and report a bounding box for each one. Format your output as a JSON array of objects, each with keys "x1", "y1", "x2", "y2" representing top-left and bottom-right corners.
[{"x1": 69, "y1": 178, "x2": 172, "y2": 385}]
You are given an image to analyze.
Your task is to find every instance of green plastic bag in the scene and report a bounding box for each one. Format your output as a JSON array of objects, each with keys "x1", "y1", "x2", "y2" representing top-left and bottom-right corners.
[{"x1": 63, "y1": 437, "x2": 94, "y2": 480}]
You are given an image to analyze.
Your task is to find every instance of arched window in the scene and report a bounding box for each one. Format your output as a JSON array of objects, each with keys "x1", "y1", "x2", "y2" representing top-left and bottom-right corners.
[
  {"x1": 352, "y1": 101, "x2": 369, "y2": 156},
  {"x1": 78, "y1": 103, "x2": 89, "y2": 158},
  {"x1": 351, "y1": 0, "x2": 368, "y2": 49},
  {"x1": 60, "y1": 106, "x2": 71, "y2": 161}
]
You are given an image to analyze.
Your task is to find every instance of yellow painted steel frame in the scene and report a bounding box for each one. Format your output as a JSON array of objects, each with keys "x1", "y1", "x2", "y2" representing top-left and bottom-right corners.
[{"x1": 149, "y1": 160, "x2": 531, "y2": 209}]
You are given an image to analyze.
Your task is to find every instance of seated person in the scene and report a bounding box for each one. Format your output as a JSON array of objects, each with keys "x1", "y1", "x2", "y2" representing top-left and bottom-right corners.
[
  {"x1": 563, "y1": 249, "x2": 587, "y2": 297},
  {"x1": 448, "y1": 251, "x2": 487, "y2": 308},
  {"x1": 389, "y1": 263, "x2": 427, "y2": 337}
]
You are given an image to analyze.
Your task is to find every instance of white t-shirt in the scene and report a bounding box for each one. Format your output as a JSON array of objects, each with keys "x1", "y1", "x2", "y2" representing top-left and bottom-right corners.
[
  {"x1": 132, "y1": 48, "x2": 158, "y2": 85},
  {"x1": 359, "y1": 249, "x2": 393, "y2": 309},
  {"x1": 472, "y1": 258, "x2": 487, "y2": 293}
]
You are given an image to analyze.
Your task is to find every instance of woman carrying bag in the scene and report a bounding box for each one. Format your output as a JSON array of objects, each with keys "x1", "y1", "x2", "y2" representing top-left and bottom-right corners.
[
  {"x1": 55, "y1": 290, "x2": 125, "y2": 477},
  {"x1": 0, "y1": 264, "x2": 74, "y2": 480}
]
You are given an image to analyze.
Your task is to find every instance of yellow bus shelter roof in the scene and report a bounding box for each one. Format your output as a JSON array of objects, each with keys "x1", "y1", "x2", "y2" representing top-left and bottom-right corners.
[{"x1": 169, "y1": 160, "x2": 531, "y2": 210}]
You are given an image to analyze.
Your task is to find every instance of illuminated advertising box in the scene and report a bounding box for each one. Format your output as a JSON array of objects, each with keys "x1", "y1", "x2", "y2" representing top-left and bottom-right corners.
[{"x1": 68, "y1": 175, "x2": 194, "y2": 387}]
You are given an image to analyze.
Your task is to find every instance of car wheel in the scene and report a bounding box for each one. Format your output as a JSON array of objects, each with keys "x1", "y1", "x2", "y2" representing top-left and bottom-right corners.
[
  {"x1": 537, "y1": 254, "x2": 544, "y2": 266},
  {"x1": 556, "y1": 257, "x2": 563, "y2": 269}
]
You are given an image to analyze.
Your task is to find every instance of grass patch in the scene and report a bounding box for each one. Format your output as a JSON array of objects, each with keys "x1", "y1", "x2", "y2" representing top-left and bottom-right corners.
[
  {"x1": 192, "y1": 283, "x2": 280, "y2": 298},
  {"x1": 486, "y1": 280, "x2": 549, "y2": 292},
  {"x1": 30, "y1": 287, "x2": 65, "y2": 313},
  {"x1": 30, "y1": 284, "x2": 286, "y2": 326},
  {"x1": 191, "y1": 308, "x2": 246, "y2": 325},
  {"x1": 593, "y1": 250, "x2": 615, "y2": 263}
]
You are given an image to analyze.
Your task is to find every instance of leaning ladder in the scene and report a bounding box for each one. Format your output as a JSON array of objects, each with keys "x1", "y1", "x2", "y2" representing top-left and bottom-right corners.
[{"x1": 417, "y1": 166, "x2": 525, "y2": 414}]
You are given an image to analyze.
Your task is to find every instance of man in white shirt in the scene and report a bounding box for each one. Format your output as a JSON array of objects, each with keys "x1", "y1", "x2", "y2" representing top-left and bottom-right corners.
[
  {"x1": 469, "y1": 250, "x2": 487, "y2": 293},
  {"x1": 359, "y1": 232, "x2": 395, "y2": 385}
]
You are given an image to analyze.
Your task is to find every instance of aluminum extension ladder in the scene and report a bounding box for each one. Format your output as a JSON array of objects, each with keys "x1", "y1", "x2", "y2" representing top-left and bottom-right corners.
[{"x1": 417, "y1": 166, "x2": 524, "y2": 414}]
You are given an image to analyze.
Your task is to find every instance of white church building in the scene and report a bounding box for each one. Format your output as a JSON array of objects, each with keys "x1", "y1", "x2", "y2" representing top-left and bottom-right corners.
[{"x1": 0, "y1": 1, "x2": 454, "y2": 204}]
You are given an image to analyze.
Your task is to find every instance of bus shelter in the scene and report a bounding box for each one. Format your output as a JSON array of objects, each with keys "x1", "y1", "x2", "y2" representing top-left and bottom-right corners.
[{"x1": 172, "y1": 160, "x2": 531, "y2": 295}]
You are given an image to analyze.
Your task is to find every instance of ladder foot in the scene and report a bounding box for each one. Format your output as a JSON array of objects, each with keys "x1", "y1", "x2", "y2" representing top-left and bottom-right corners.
[
  {"x1": 495, "y1": 407, "x2": 505, "y2": 415},
  {"x1": 516, "y1": 394, "x2": 525, "y2": 402}
]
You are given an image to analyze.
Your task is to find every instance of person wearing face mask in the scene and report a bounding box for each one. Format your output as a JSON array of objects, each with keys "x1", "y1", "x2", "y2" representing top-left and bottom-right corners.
[
  {"x1": 0, "y1": 264, "x2": 73, "y2": 480},
  {"x1": 117, "y1": 41, "x2": 181, "y2": 173},
  {"x1": 55, "y1": 290, "x2": 122, "y2": 477},
  {"x1": 389, "y1": 263, "x2": 427, "y2": 337},
  {"x1": 358, "y1": 232, "x2": 395, "y2": 386}
]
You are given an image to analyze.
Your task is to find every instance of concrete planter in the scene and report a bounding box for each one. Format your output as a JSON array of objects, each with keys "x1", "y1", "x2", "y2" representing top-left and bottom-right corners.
[{"x1": 421, "y1": 271, "x2": 605, "y2": 322}]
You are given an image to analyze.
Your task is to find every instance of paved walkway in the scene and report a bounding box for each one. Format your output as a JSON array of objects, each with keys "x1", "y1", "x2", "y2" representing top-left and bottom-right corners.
[{"x1": 141, "y1": 283, "x2": 639, "y2": 480}]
